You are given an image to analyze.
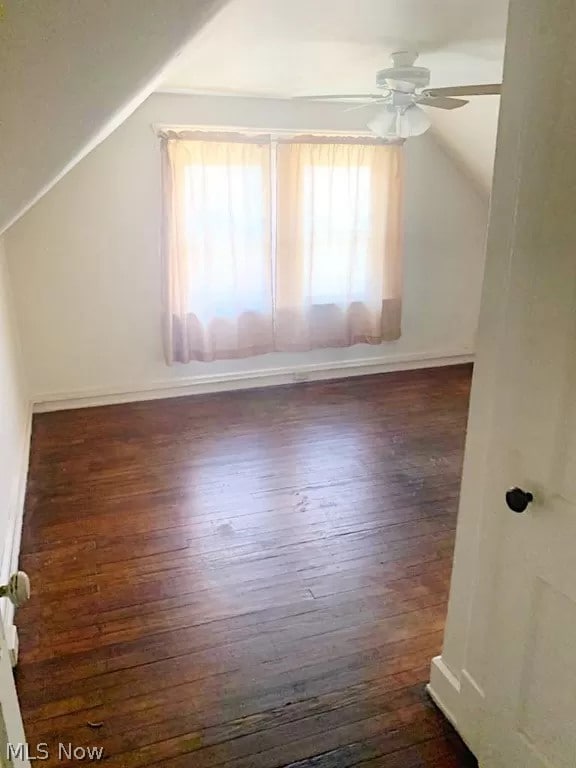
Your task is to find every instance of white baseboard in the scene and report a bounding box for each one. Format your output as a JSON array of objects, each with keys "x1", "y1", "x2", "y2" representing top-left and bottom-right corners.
[
  {"x1": 5, "y1": 623, "x2": 19, "y2": 667},
  {"x1": 428, "y1": 655, "x2": 461, "y2": 728},
  {"x1": 0, "y1": 402, "x2": 33, "y2": 663},
  {"x1": 33, "y1": 349, "x2": 474, "y2": 412},
  {"x1": 428, "y1": 655, "x2": 485, "y2": 760}
]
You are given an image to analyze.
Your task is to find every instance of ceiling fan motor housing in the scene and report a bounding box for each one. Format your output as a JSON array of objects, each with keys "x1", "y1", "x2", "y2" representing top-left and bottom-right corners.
[{"x1": 376, "y1": 65, "x2": 430, "y2": 91}]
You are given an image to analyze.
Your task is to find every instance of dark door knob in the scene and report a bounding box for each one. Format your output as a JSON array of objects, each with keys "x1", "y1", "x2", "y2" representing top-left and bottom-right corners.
[{"x1": 505, "y1": 487, "x2": 533, "y2": 513}]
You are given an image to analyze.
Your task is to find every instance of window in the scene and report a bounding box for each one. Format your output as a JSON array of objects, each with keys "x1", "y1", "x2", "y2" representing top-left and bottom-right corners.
[
  {"x1": 302, "y1": 164, "x2": 372, "y2": 304},
  {"x1": 161, "y1": 131, "x2": 403, "y2": 363},
  {"x1": 184, "y1": 163, "x2": 269, "y2": 318}
]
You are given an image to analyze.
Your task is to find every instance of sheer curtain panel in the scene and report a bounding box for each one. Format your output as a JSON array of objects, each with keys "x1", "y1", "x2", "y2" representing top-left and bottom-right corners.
[
  {"x1": 274, "y1": 138, "x2": 403, "y2": 351},
  {"x1": 160, "y1": 131, "x2": 274, "y2": 363}
]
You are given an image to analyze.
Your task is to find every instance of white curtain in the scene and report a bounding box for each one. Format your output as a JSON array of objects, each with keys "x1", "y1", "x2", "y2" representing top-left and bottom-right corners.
[
  {"x1": 274, "y1": 138, "x2": 404, "y2": 351},
  {"x1": 161, "y1": 131, "x2": 274, "y2": 363},
  {"x1": 161, "y1": 132, "x2": 404, "y2": 363}
]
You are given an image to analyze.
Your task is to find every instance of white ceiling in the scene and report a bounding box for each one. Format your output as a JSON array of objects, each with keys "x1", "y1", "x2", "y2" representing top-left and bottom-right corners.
[
  {"x1": 0, "y1": 0, "x2": 224, "y2": 235},
  {"x1": 160, "y1": 0, "x2": 507, "y2": 193}
]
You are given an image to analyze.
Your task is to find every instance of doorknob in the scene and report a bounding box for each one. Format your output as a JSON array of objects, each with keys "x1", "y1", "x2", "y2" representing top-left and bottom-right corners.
[
  {"x1": 0, "y1": 571, "x2": 30, "y2": 608},
  {"x1": 505, "y1": 487, "x2": 534, "y2": 513}
]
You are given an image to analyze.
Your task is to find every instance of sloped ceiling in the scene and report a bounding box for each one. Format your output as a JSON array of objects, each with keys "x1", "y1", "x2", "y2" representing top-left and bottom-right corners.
[
  {"x1": 427, "y1": 97, "x2": 500, "y2": 196},
  {"x1": 160, "y1": 0, "x2": 506, "y2": 194},
  {"x1": 0, "y1": 0, "x2": 224, "y2": 234}
]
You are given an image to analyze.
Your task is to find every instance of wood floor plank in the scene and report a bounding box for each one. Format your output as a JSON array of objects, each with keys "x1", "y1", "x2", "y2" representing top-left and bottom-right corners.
[
  {"x1": 25, "y1": 631, "x2": 445, "y2": 745},
  {"x1": 17, "y1": 366, "x2": 476, "y2": 767}
]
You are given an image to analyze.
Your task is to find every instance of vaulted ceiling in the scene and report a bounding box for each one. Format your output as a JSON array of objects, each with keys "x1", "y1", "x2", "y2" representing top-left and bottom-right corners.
[
  {"x1": 160, "y1": 0, "x2": 507, "y2": 194},
  {"x1": 1, "y1": 0, "x2": 505, "y2": 235},
  {"x1": 0, "y1": 0, "x2": 224, "y2": 234}
]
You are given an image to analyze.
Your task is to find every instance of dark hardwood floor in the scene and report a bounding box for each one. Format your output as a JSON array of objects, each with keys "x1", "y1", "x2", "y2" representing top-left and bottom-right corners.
[{"x1": 15, "y1": 365, "x2": 476, "y2": 767}]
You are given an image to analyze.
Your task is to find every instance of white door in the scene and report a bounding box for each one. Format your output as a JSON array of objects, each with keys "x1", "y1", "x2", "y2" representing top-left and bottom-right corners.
[
  {"x1": 0, "y1": 621, "x2": 28, "y2": 768},
  {"x1": 472, "y1": 0, "x2": 576, "y2": 765}
]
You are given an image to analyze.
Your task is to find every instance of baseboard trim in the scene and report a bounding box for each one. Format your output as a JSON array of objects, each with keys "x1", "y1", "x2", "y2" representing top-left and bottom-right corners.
[
  {"x1": 33, "y1": 350, "x2": 474, "y2": 412},
  {"x1": 0, "y1": 402, "x2": 33, "y2": 662},
  {"x1": 427, "y1": 655, "x2": 461, "y2": 728},
  {"x1": 428, "y1": 655, "x2": 484, "y2": 760},
  {"x1": 5, "y1": 623, "x2": 19, "y2": 667}
]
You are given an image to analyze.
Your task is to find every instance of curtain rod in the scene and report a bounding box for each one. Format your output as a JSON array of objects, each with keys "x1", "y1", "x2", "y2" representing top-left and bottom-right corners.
[{"x1": 152, "y1": 123, "x2": 379, "y2": 139}]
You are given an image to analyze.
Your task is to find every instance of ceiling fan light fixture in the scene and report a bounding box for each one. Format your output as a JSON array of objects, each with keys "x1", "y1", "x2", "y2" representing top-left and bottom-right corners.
[
  {"x1": 367, "y1": 107, "x2": 398, "y2": 139},
  {"x1": 398, "y1": 104, "x2": 431, "y2": 138},
  {"x1": 368, "y1": 104, "x2": 431, "y2": 140}
]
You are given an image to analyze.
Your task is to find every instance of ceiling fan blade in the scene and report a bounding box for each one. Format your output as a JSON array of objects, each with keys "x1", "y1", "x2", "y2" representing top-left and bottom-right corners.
[
  {"x1": 344, "y1": 99, "x2": 389, "y2": 112},
  {"x1": 422, "y1": 83, "x2": 501, "y2": 97},
  {"x1": 418, "y1": 95, "x2": 469, "y2": 110},
  {"x1": 292, "y1": 94, "x2": 384, "y2": 102}
]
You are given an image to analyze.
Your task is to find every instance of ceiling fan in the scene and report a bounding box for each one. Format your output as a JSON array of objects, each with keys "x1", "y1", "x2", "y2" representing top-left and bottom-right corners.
[{"x1": 295, "y1": 51, "x2": 501, "y2": 140}]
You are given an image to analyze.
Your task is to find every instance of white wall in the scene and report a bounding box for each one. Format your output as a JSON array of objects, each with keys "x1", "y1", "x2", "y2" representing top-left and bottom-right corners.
[
  {"x1": 428, "y1": 96, "x2": 500, "y2": 198},
  {"x1": 0, "y1": 238, "x2": 30, "y2": 634},
  {"x1": 4, "y1": 93, "x2": 488, "y2": 407},
  {"x1": 0, "y1": 0, "x2": 224, "y2": 234}
]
